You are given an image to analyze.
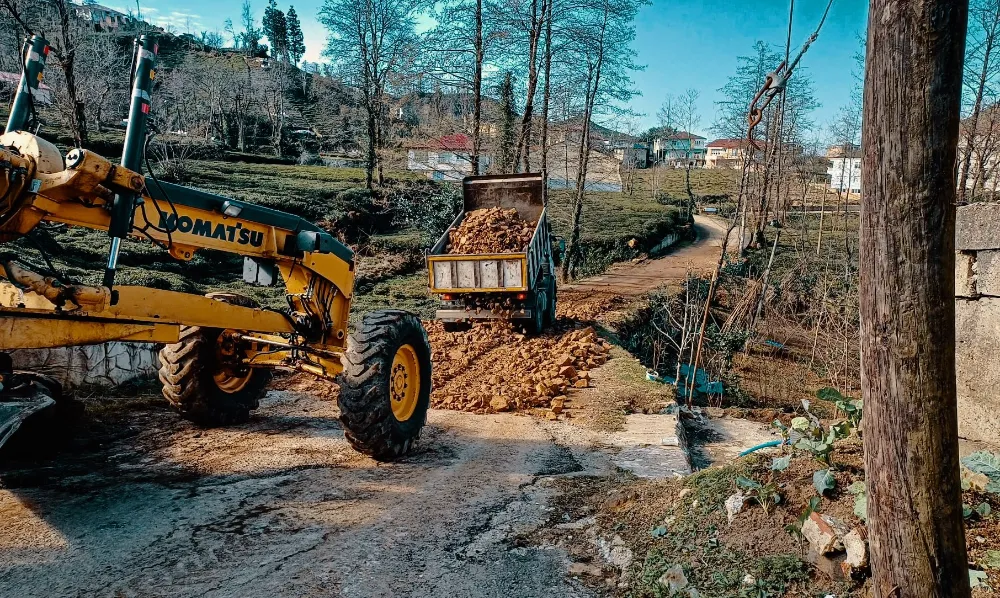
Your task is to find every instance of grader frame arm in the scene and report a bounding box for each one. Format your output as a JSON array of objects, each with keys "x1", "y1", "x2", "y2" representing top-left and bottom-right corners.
[{"x1": 0, "y1": 35, "x2": 432, "y2": 461}]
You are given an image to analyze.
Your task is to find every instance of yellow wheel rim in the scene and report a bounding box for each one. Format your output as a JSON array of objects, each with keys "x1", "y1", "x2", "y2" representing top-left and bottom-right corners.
[
  {"x1": 213, "y1": 368, "x2": 252, "y2": 394},
  {"x1": 390, "y1": 344, "x2": 420, "y2": 422}
]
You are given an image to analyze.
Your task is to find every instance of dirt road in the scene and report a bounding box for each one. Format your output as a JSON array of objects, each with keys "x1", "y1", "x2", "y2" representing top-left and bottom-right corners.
[
  {"x1": 565, "y1": 215, "x2": 727, "y2": 296},
  {"x1": 0, "y1": 221, "x2": 721, "y2": 598},
  {"x1": 2, "y1": 392, "x2": 636, "y2": 597}
]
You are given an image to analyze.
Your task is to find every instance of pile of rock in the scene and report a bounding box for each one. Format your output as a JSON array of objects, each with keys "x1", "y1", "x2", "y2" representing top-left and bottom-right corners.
[
  {"x1": 447, "y1": 208, "x2": 535, "y2": 254},
  {"x1": 801, "y1": 512, "x2": 869, "y2": 581},
  {"x1": 427, "y1": 321, "x2": 611, "y2": 415}
]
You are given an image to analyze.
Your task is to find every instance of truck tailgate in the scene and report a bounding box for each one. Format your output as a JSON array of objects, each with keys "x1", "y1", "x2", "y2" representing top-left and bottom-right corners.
[{"x1": 427, "y1": 253, "x2": 528, "y2": 293}]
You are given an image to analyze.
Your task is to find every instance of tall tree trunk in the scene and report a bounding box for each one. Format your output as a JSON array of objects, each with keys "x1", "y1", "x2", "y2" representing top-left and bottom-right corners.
[
  {"x1": 471, "y1": 0, "x2": 483, "y2": 175},
  {"x1": 562, "y1": 17, "x2": 606, "y2": 280},
  {"x1": 365, "y1": 101, "x2": 376, "y2": 189},
  {"x1": 562, "y1": 68, "x2": 596, "y2": 281},
  {"x1": 539, "y1": 0, "x2": 553, "y2": 201},
  {"x1": 515, "y1": 0, "x2": 545, "y2": 172},
  {"x1": 860, "y1": 1, "x2": 971, "y2": 597}
]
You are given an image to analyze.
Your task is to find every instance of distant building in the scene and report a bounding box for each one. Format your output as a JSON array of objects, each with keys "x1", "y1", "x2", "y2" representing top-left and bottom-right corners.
[
  {"x1": 612, "y1": 142, "x2": 650, "y2": 169},
  {"x1": 827, "y1": 144, "x2": 862, "y2": 194},
  {"x1": 0, "y1": 71, "x2": 52, "y2": 105},
  {"x1": 705, "y1": 138, "x2": 757, "y2": 169},
  {"x1": 405, "y1": 134, "x2": 491, "y2": 181},
  {"x1": 73, "y1": 3, "x2": 139, "y2": 32},
  {"x1": 652, "y1": 132, "x2": 706, "y2": 167}
]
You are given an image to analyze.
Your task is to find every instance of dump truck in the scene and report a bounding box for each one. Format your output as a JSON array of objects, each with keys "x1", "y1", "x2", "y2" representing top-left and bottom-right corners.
[
  {"x1": 0, "y1": 35, "x2": 431, "y2": 461},
  {"x1": 427, "y1": 173, "x2": 557, "y2": 333}
]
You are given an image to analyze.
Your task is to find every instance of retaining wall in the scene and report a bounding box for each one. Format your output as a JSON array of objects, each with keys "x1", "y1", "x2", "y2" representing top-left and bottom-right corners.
[
  {"x1": 955, "y1": 203, "x2": 1000, "y2": 441},
  {"x1": 11, "y1": 343, "x2": 160, "y2": 391}
]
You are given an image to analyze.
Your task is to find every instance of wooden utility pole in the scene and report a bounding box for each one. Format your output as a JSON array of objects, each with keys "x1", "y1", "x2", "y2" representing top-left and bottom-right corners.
[{"x1": 860, "y1": 1, "x2": 971, "y2": 597}]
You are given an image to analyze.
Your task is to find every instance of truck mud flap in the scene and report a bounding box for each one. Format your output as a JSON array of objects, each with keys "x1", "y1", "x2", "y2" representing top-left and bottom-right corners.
[{"x1": 436, "y1": 308, "x2": 532, "y2": 321}]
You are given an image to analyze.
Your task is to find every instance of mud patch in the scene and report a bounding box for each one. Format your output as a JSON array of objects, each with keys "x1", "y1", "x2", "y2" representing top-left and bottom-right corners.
[{"x1": 531, "y1": 443, "x2": 584, "y2": 476}]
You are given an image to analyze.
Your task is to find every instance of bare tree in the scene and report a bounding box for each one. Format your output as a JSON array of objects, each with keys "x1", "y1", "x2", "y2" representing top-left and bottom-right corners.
[
  {"x1": 561, "y1": 0, "x2": 646, "y2": 279},
  {"x1": 959, "y1": 0, "x2": 1000, "y2": 201},
  {"x1": 421, "y1": 0, "x2": 490, "y2": 174},
  {"x1": 1, "y1": 0, "x2": 88, "y2": 144},
  {"x1": 320, "y1": 0, "x2": 422, "y2": 188},
  {"x1": 860, "y1": 0, "x2": 971, "y2": 596}
]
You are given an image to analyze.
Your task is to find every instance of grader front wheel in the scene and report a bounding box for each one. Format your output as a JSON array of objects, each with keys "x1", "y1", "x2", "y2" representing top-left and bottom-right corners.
[
  {"x1": 158, "y1": 326, "x2": 271, "y2": 426},
  {"x1": 337, "y1": 310, "x2": 432, "y2": 461},
  {"x1": 157, "y1": 294, "x2": 271, "y2": 426}
]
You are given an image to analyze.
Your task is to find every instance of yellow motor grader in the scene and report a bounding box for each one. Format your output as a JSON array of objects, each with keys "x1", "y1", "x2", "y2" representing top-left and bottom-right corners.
[{"x1": 0, "y1": 35, "x2": 432, "y2": 461}]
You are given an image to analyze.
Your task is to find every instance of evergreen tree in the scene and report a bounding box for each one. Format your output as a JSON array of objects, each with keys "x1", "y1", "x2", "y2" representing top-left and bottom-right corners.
[
  {"x1": 498, "y1": 72, "x2": 517, "y2": 173},
  {"x1": 262, "y1": 0, "x2": 288, "y2": 60},
  {"x1": 287, "y1": 6, "x2": 306, "y2": 65}
]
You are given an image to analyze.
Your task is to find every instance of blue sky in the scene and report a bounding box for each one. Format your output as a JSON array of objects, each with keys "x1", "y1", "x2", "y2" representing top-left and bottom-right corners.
[{"x1": 126, "y1": 0, "x2": 869, "y2": 139}]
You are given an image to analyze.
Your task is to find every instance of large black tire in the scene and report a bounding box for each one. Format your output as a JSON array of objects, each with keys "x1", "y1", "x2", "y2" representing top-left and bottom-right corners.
[
  {"x1": 157, "y1": 295, "x2": 271, "y2": 426},
  {"x1": 546, "y1": 275, "x2": 557, "y2": 325},
  {"x1": 337, "y1": 310, "x2": 432, "y2": 461},
  {"x1": 527, "y1": 285, "x2": 548, "y2": 334}
]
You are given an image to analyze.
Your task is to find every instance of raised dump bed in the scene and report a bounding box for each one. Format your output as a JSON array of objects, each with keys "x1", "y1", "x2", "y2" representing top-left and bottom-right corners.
[{"x1": 427, "y1": 173, "x2": 557, "y2": 333}]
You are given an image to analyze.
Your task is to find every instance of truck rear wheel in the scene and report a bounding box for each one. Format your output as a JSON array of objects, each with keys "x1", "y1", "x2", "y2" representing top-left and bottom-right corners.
[
  {"x1": 527, "y1": 286, "x2": 549, "y2": 334},
  {"x1": 546, "y1": 276, "x2": 557, "y2": 325},
  {"x1": 337, "y1": 310, "x2": 432, "y2": 461},
  {"x1": 157, "y1": 294, "x2": 271, "y2": 426}
]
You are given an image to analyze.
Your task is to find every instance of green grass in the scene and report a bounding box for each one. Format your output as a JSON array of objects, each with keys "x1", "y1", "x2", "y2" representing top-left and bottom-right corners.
[
  {"x1": 637, "y1": 167, "x2": 742, "y2": 201},
  {"x1": 621, "y1": 457, "x2": 823, "y2": 598},
  {"x1": 547, "y1": 189, "x2": 687, "y2": 277},
  {"x1": 350, "y1": 273, "x2": 437, "y2": 321}
]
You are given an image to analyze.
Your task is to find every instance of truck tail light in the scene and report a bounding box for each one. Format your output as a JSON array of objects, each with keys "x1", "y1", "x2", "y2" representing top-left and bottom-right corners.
[
  {"x1": 516, "y1": 293, "x2": 527, "y2": 301},
  {"x1": 442, "y1": 293, "x2": 454, "y2": 301}
]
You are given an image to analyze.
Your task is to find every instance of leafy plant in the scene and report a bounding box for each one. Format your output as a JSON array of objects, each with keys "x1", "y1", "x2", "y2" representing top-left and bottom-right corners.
[
  {"x1": 772, "y1": 419, "x2": 790, "y2": 443},
  {"x1": 835, "y1": 398, "x2": 864, "y2": 429},
  {"x1": 789, "y1": 400, "x2": 854, "y2": 466},
  {"x1": 771, "y1": 454, "x2": 792, "y2": 472},
  {"x1": 982, "y1": 550, "x2": 1000, "y2": 570},
  {"x1": 737, "y1": 476, "x2": 782, "y2": 515},
  {"x1": 970, "y1": 569, "x2": 991, "y2": 590},
  {"x1": 963, "y1": 502, "x2": 992, "y2": 519},
  {"x1": 815, "y1": 387, "x2": 844, "y2": 402},
  {"x1": 813, "y1": 469, "x2": 836, "y2": 496},
  {"x1": 848, "y1": 480, "x2": 867, "y2": 521},
  {"x1": 962, "y1": 451, "x2": 1000, "y2": 493}
]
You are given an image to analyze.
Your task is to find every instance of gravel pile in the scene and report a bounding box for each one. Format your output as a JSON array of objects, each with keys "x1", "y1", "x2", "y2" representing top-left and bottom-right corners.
[
  {"x1": 447, "y1": 208, "x2": 536, "y2": 254},
  {"x1": 426, "y1": 320, "x2": 610, "y2": 416}
]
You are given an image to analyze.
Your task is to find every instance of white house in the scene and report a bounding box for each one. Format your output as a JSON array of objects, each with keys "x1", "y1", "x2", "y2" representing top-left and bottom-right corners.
[
  {"x1": 827, "y1": 145, "x2": 862, "y2": 194},
  {"x1": 405, "y1": 134, "x2": 491, "y2": 181},
  {"x1": 652, "y1": 132, "x2": 707, "y2": 167},
  {"x1": 611, "y1": 143, "x2": 650, "y2": 169}
]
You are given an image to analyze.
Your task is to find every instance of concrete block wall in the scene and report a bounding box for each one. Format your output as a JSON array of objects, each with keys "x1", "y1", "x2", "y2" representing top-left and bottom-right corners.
[
  {"x1": 955, "y1": 203, "x2": 1000, "y2": 442},
  {"x1": 11, "y1": 343, "x2": 160, "y2": 391}
]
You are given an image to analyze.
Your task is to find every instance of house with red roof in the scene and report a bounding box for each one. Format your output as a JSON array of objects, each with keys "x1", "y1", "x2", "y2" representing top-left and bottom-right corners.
[{"x1": 405, "y1": 134, "x2": 491, "y2": 181}]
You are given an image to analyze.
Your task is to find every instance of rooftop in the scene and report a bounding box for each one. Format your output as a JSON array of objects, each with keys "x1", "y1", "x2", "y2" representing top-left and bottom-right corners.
[{"x1": 405, "y1": 133, "x2": 474, "y2": 152}]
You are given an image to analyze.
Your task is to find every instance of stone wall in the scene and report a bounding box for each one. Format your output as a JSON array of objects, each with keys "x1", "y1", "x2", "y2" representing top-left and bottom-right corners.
[
  {"x1": 11, "y1": 343, "x2": 160, "y2": 391},
  {"x1": 955, "y1": 203, "x2": 1000, "y2": 441}
]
